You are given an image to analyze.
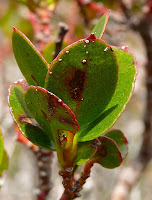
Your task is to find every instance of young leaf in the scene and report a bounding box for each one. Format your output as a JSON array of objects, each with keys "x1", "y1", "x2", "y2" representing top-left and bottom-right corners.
[
  {"x1": 8, "y1": 79, "x2": 55, "y2": 150},
  {"x1": 12, "y1": 28, "x2": 48, "y2": 87},
  {"x1": 94, "y1": 136, "x2": 122, "y2": 169},
  {"x1": 104, "y1": 129, "x2": 128, "y2": 159},
  {"x1": 92, "y1": 10, "x2": 110, "y2": 39},
  {"x1": 42, "y1": 41, "x2": 69, "y2": 64},
  {"x1": 77, "y1": 47, "x2": 136, "y2": 141},
  {"x1": 75, "y1": 141, "x2": 96, "y2": 165},
  {"x1": 45, "y1": 34, "x2": 118, "y2": 131},
  {"x1": 24, "y1": 86, "x2": 79, "y2": 147}
]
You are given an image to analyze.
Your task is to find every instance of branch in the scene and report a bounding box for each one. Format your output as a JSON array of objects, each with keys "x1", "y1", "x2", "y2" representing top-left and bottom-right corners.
[
  {"x1": 29, "y1": 4, "x2": 53, "y2": 52},
  {"x1": 54, "y1": 22, "x2": 69, "y2": 59},
  {"x1": 59, "y1": 159, "x2": 95, "y2": 200},
  {"x1": 76, "y1": 0, "x2": 89, "y2": 28},
  {"x1": 34, "y1": 148, "x2": 53, "y2": 200}
]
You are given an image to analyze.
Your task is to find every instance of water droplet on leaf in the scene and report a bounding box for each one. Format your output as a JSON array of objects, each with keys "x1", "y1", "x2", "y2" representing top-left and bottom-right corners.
[
  {"x1": 104, "y1": 47, "x2": 108, "y2": 52},
  {"x1": 66, "y1": 50, "x2": 70, "y2": 54},
  {"x1": 85, "y1": 40, "x2": 89, "y2": 44},
  {"x1": 82, "y1": 59, "x2": 87, "y2": 64}
]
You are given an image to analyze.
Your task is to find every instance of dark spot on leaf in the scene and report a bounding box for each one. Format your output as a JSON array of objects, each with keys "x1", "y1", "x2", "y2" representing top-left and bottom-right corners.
[
  {"x1": 41, "y1": 110, "x2": 50, "y2": 122},
  {"x1": 19, "y1": 114, "x2": 31, "y2": 124},
  {"x1": 69, "y1": 70, "x2": 86, "y2": 100},
  {"x1": 91, "y1": 138, "x2": 101, "y2": 149},
  {"x1": 97, "y1": 137, "x2": 107, "y2": 157},
  {"x1": 19, "y1": 114, "x2": 38, "y2": 126},
  {"x1": 48, "y1": 95, "x2": 56, "y2": 117},
  {"x1": 26, "y1": 52, "x2": 30, "y2": 56},
  {"x1": 59, "y1": 131, "x2": 67, "y2": 145},
  {"x1": 19, "y1": 114, "x2": 34, "y2": 125},
  {"x1": 59, "y1": 117, "x2": 75, "y2": 126},
  {"x1": 31, "y1": 74, "x2": 39, "y2": 85}
]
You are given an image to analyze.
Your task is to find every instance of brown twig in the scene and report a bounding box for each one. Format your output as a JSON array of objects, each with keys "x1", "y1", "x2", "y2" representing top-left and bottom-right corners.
[
  {"x1": 34, "y1": 148, "x2": 53, "y2": 200},
  {"x1": 54, "y1": 22, "x2": 69, "y2": 59},
  {"x1": 29, "y1": 3, "x2": 53, "y2": 52},
  {"x1": 76, "y1": 0, "x2": 89, "y2": 28},
  {"x1": 59, "y1": 159, "x2": 95, "y2": 200}
]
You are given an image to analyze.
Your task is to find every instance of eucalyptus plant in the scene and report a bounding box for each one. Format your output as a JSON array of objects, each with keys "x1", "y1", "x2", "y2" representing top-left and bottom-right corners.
[{"x1": 8, "y1": 12, "x2": 136, "y2": 199}]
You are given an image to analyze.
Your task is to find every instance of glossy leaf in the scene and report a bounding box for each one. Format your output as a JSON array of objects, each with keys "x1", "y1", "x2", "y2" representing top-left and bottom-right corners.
[
  {"x1": 42, "y1": 41, "x2": 69, "y2": 64},
  {"x1": 95, "y1": 136, "x2": 122, "y2": 169},
  {"x1": 24, "y1": 86, "x2": 79, "y2": 147},
  {"x1": 12, "y1": 28, "x2": 48, "y2": 87},
  {"x1": 8, "y1": 79, "x2": 55, "y2": 150},
  {"x1": 77, "y1": 47, "x2": 136, "y2": 141},
  {"x1": 75, "y1": 141, "x2": 96, "y2": 165},
  {"x1": 45, "y1": 34, "x2": 118, "y2": 131},
  {"x1": 105, "y1": 129, "x2": 128, "y2": 159},
  {"x1": 92, "y1": 10, "x2": 110, "y2": 39}
]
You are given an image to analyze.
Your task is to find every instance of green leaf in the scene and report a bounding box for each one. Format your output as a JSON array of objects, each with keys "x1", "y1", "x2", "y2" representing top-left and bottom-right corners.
[
  {"x1": 42, "y1": 41, "x2": 69, "y2": 64},
  {"x1": 92, "y1": 10, "x2": 110, "y2": 39},
  {"x1": 45, "y1": 35, "x2": 118, "y2": 131},
  {"x1": 8, "y1": 79, "x2": 55, "y2": 150},
  {"x1": 77, "y1": 47, "x2": 136, "y2": 141},
  {"x1": 0, "y1": 130, "x2": 8, "y2": 176},
  {"x1": 95, "y1": 136, "x2": 122, "y2": 169},
  {"x1": 75, "y1": 141, "x2": 96, "y2": 165},
  {"x1": 24, "y1": 86, "x2": 79, "y2": 147},
  {"x1": 104, "y1": 129, "x2": 128, "y2": 159},
  {"x1": 12, "y1": 28, "x2": 48, "y2": 87},
  {"x1": 0, "y1": 150, "x2": 9, "y2": 176},
  {"x1": 0, "y1": 130, "x2": 4, "y2": 165}
]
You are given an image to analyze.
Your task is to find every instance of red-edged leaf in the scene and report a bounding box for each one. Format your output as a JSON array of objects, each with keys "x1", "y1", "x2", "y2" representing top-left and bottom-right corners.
[
  {"x1": 45, "y1": 34, "x2": 118, "y2": 133},
  {"x1": 94, "y1": 136, "x2": 122, "y2": 169},
  {"x1": 77, "y1": 46, "x2": 136, "y2": 141},
  {"x1": 104, "y1": 129, "x2": 128, "y2": 159},
  {"x1": 24, "y1": 86, "x2": 79, "y2": 148},
  {"x1": 8, "y1": 79, "x2": 55, "y2": 150},
  {"x1": 12, "y1": 28, "x2": 48, "y2": 87},
  {"x1": 92, "y1": 10, "x2": 110, "y2": 39}
]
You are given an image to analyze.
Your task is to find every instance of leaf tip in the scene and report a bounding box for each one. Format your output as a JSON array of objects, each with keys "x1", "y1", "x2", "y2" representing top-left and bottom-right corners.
[{"x1": 13, "y1": 26, "x2": 17, "y2": 32}]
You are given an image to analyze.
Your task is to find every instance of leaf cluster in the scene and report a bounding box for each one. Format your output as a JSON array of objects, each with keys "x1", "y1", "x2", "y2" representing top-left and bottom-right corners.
[{"x1": 9, "y1": 13, "x2": 136, "y2": 170}]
